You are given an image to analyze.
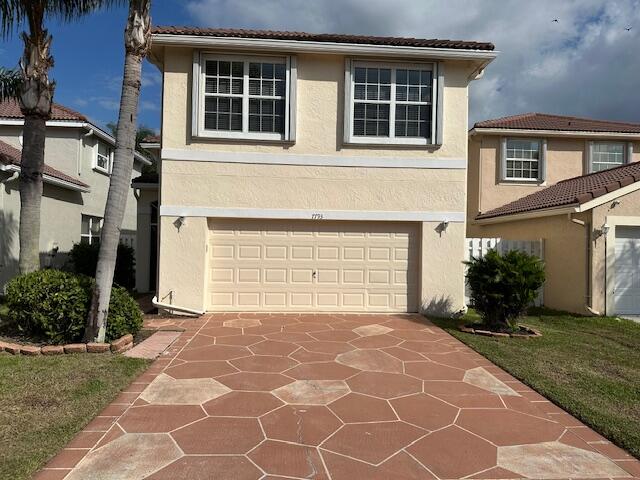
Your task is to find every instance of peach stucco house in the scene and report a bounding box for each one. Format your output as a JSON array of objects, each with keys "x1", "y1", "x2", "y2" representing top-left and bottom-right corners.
[
  {"x1": 467, "y1": 113, "x2": 640, "y2": 316},
  {"x1": 141, "y1": 26, "x2": 496, "y2": 315}
]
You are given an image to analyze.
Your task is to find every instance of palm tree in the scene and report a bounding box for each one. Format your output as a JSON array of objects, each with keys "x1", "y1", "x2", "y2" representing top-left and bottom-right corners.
[
  {"x1": 0, "y1": 67, "x2": 21, "y2": 100},
  {"x1": 85, "y1": 0, "x2": 151, "y2": 342},
  {"x1": 0, "y1": 1, "x2": 124, "y2": 274}
]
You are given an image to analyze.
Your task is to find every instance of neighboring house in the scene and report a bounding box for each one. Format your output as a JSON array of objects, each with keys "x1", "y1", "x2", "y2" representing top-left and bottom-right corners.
[
  {"x1": 467, "y1": 113, "x2": 640, "y2": 316},
  {"x1": 140, "y1": 26, "x2": 496, "y2": 314},
  {"x1": 0, "y1": 100, "x2": 152, "y2": 290}
]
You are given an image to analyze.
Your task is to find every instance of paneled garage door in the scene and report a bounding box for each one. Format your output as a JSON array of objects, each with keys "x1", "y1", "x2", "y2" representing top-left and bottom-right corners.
[
  {"x1": 206, "y1": 219, "x2": 419, "y2": 312},
  {"x1": 614, "y1": 226, "x2": 640, "y2": 315}
]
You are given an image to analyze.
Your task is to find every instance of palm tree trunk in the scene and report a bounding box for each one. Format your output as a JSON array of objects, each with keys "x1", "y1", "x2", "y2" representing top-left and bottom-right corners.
[
  {"x1": 18, "y1": 21, "x2": 54, "y2": 274},
  {"x1": 85, "y1": 0, "x2": 151, "y2": 342}
]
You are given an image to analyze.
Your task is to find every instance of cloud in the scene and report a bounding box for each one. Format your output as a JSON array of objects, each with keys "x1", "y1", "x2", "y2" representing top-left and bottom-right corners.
[
  {"x1": 184, "y1": 0, "x2": 640, "y2": 125},
  {"x1": 140, "y1": 100, "x2": 161, "y2": 112}
]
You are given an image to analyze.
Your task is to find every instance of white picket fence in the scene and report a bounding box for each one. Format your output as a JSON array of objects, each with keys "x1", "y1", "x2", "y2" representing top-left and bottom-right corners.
[{"x1": 464, "y1": 238, "x2": 545, "y2": 307}]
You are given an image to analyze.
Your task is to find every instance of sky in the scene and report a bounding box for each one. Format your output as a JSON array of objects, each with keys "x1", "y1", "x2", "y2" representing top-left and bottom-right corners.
[{"x1": 1, "y1": 0, "x2": 639, "y2": 132}]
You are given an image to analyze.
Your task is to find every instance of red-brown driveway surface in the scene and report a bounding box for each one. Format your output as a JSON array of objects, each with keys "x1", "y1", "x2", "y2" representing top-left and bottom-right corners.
[{"x1": 37, "y1": 314, "x2": 640, "y2": 480}]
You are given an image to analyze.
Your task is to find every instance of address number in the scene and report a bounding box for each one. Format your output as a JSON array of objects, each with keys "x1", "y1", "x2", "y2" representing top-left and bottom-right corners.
[{"x1": 311, "y1": 213, "x2": 324, "y2": 220}]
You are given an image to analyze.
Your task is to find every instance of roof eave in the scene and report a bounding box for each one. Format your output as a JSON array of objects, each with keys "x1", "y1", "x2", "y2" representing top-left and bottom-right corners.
[
  {"x1": 0, "y1": 163, "x2": 90, "y2": 192},
  {"x1": 469, "y1": 127, "x2": 640, "y2": 139},
  {"x1": 474, "y1": 205, "x2": 579, "y2": 224},
  {"x1": 151, "y1": 33, "x2": 499, "y2": 62}
]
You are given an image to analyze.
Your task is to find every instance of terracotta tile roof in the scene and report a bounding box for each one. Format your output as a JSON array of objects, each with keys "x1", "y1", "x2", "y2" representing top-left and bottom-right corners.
[
  {"x1": 473, "y1": 112, "x2": 640, "y2": 134},
  {"x1": 0, "y1": 139, "x2": 89, "y2": 189},
  {"x1": 0, "y1": 99, "x2": 87, "y2": 122},
  {"x1": 476, "y1": 161, "x2": 640, "y2": 220},
  {"x1": 141, "y1": 135, "x2": 160, "y2": 143},
  {"x1": 152, "y1": 26, "x2": 495, "y2": 51}
]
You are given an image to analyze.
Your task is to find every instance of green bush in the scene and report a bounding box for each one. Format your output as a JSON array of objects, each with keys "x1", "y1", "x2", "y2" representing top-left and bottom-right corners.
[
  {"x1": 69, "y1": 242, "x2": 136, "y2": 291},
  {"x1": 5, "y1": 270, "x2": 142, "y2": 344},
  {"x1": 465, "y1": 249, "x2": 545, "y2": 331}
]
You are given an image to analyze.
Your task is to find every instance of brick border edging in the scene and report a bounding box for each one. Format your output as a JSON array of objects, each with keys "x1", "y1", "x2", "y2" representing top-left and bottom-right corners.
[
  {"x1": 0, "y1": 334, "x2": 134, "y2": 356},
  {"x1": 458, "y1": 324, "x2": 542, "y2": 338}
]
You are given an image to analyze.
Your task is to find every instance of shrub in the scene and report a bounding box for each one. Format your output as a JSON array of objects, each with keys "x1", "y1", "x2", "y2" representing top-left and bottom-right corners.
[
  {"x1": 5, "y1": 270, "x2": 142, "y2": 344},
  {"x1": 465, "y1": 249, "x2": 545, "y2": 331},
  {"x1": 69, "y1": 242, "x2": 136, "y2": 291}
]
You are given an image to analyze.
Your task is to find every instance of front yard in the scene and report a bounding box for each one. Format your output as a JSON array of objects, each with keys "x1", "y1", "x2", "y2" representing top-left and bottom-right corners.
[
  {"x1": 434, "y1": 309, "x2": 640, "y2": 459},
  {"x1": 0, "y1": 352, "x2": 148, "y2": 480}
]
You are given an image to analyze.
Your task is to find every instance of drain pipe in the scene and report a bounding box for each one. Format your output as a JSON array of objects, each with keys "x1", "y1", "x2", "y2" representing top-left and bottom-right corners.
[
  {"x1": 569, "y1": 214, "x2": 601, "y2": 315},
  {"x1": 151, "y1": 296, "x2": 205, "y2": 316}
]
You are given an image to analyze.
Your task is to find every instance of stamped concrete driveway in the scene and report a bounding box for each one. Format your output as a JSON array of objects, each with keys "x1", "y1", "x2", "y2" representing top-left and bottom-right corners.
[{"x1": 38, "y1": 314, "x2": 640, "y2": 480}]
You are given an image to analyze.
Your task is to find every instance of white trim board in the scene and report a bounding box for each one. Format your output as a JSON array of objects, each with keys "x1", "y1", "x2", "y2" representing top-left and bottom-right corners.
[
  {"x1": 160, "y1": 206, "x2": 465, "y2": 223},
  {"x1": 162, "y1": 148, "x2": 466, "y2": 169},
  {"x1": 470, "y1": 127, "x2": 640, "y2": 140},
  {"x1": 152, "y1": 34, "x2": 498, "y2": 62}
]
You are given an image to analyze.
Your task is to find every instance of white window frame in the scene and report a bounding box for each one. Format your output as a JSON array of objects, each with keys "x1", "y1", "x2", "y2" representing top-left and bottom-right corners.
[
  {"x1": 94, "y1": 141, "x2": 113, "y2": 174},
  {"x1": 192, "y1": 52, "x2": 297, "y2": 142},
  {"x1": 343, "y1": 59, "x2": 440, "y2": 146},
  {"x1": 81, "y1": 215, "x2": 102, "y2": 245},
  {"x1": 500, "y1": 137, "x2": 546, "y2": 183},
  {"x1": 587, "y1": 141, "x2": 630, "y2": 173}
]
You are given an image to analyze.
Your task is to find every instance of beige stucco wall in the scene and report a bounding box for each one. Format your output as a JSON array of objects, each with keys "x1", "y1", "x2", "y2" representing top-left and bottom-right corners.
[
  {"x1": 467, "y1": 134, "x2": 640, "y2": 236},
  {"x1": 0, "y1": 125, "x2": 143, "y2": 290},
  {"x1": 470, "y1": 213, "x2": 591, "y2": 313},
  {"x1": 157, "y1": 47, "x2": 476, "y2": 313}
]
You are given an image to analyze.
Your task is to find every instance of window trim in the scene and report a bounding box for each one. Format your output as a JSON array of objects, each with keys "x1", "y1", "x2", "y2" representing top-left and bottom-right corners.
[
  {"x1": 94, "y1": 141, "x2": 113, "y2": 174},
  {"x1": 500, "y1": 137, "x2": 546, "y2": 183},
  {"x1": 192, "y1": 52, "x2": 296, "y2": 142},
  {"x1": 343, "y1": 59, "x2": 439, "y2": 147},
  {"x1": 587, "y1": 140, "x2": 631, "y2": 174},
  {"x1": 81, "y1": 215, "x2": 102, "y2": 245}
]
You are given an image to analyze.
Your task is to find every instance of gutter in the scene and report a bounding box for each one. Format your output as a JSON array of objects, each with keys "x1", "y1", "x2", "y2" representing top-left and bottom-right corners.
[
  {"x1": 469, "y1": 127, "x2": 640, "y2": 140},
  {"x1": 152, "y1": 296, "x2": 204, "y2": 316}
]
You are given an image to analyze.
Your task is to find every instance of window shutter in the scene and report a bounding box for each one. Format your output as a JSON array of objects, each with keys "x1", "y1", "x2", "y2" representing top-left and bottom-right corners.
[
  {"x1": 586, "y1": 141, "x2": 594, "y2": 173},
  {"x1": 343, "y1": 59, "x2": 352, "y2": 145},
  {"x1": 435, "y1": 62, "x2": 444, "y2": 145},
  {"x1": 626, "y1": 141, "x2": 633, "y2": 164},
  {"x1": 191, "y1": 50, "x2": 201, "y2": 139},
  {"x1": 539, "y1": 138, "x2": 547, "y2": 182},
  {"x1": 500, "y1": 137, "x2": 507, "y2": 181}
]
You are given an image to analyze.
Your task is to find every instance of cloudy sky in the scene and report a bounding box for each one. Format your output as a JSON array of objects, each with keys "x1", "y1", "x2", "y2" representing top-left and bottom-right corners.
[{"x1": 1, "y1": 0, "x2": 639, "y2": 131}]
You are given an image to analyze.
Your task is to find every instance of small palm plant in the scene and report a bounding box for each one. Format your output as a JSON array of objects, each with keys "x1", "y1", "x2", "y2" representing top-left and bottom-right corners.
[{"x1": 465, "y1": 249, "x2": 545, "y2": 331}]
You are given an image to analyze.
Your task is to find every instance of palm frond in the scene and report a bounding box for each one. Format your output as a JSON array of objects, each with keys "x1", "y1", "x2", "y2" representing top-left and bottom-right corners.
[
  {"x1": 0, "y1": 66, "x2": 21, "y2": 100},
  {"x1": 1, "y1": 0, "x2": 127, "y2": 38}
]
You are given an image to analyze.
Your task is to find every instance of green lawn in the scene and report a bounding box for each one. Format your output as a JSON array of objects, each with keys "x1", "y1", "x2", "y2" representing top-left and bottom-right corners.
[
  {"x1": 433, "y1": 310, "x2": 640, "y2": 459},
  {"x1": 0, "y1": 352, "x2": 149, "y2": 480}
]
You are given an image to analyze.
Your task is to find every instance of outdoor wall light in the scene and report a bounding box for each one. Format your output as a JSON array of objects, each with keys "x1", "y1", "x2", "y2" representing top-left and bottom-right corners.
[
  {"x1": 174, "y1": 216, "x2": 187, "y2": 231},
  {"x1": 601, "y1": 223, "x2": 610, "y2": 236},
  {"x1": 441, "y1": 220, "x2": 450, "y2": 231}
]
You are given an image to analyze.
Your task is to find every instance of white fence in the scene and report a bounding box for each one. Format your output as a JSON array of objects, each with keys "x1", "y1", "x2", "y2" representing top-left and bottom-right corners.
[{"x1": 464, "y1": 238, "x2": 545, "y2": 306}]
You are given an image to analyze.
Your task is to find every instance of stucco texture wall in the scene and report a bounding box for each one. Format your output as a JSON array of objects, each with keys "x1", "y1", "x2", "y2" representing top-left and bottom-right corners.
[
  {"x1": 471, "y1": 213, "x2": 590, "y2": 314},
  {"x1": 156, "y1": 47, "x2": 473, "y2": 313}
]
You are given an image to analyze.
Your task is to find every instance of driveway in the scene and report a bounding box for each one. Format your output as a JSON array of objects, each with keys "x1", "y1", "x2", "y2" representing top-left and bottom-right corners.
[{"x1": 38, "y1": 314, "x2": 639, "y2": 480}]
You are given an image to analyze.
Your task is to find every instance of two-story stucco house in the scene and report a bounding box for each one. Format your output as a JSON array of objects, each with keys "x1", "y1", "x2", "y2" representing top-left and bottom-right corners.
[
  {"x1": 0, "y1": 100, "x2": 152, "y2": 289},
  {"x1": 143, "y1": 27, "x2": 496, "y2": 315},
  {"x1": 467, "y1": 113, "x2": 640, "y2": 316}
]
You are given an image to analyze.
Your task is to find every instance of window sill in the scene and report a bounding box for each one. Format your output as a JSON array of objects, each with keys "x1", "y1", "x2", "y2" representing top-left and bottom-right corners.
[
  {"x1": 500, "y1": 179, "x2": 546, "y2": 186},
  {"x1": 344, "y1": 138, "x2": 440, "y2": 149},
  {"x1": 93, "y1": 167, "x2": 110, "y2": 176},
  {"x1": 193, "y1": 131, "x2": 293, "y2": 144}
]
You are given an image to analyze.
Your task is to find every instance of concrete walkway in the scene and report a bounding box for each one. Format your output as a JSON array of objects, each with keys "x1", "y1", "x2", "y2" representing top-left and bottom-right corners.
[{"x1": 36, "y1": 313, "x2": 640, "y2": 480}]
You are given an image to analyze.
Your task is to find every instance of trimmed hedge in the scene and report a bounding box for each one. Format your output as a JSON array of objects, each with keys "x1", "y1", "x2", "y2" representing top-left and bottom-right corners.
[
  {"x1": 5, "y1": 270, "x2": 142, "y2": 344},
  {"x1": 69, "y1": 242, "x2": 136, "y2": 291}
]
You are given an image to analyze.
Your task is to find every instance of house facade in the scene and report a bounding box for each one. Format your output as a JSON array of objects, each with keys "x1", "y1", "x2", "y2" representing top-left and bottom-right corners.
[
  {"x1": 467, "y1": 113, "x2": 640, "y2": 315},
  {"x1": 146, "y1": 27, "x2": 496, "y2": 314},
  {"x1": 0, "y1": 100, "x2": 151, "y2": 289}
]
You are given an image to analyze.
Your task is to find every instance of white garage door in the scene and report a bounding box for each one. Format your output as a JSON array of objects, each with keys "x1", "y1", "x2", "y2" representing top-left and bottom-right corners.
[
  {"x1": 614, "y1": 226, "x2": 640, "y2": 315},
  {"x1": 206, "y1": 219, "x2": 419, "y2": 312}
]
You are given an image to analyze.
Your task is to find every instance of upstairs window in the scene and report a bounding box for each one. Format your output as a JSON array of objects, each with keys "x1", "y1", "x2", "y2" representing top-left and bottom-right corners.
[
  {"x1": 591, "y1": 142, "x2": 626, "y2": 172},
  {"x1": 193, "y1": 54, "x2": 296, "y2": 142},
  {"x1": 345, "y1": 60, "x2": 439, "y2": 146},
  {"x1": 95, "y1": 142, "x2": 112, "y2": 173},
  {"x1": 504, "y1": 139, "x2": 541, "y2": 181},
  {"x1": 81, "y1": 215, "x2": 102, "y2": 245}
]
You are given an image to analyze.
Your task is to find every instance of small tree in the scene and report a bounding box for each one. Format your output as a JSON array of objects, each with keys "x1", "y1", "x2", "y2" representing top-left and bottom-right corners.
[{"x1": 465, "y1": 249, "x2": 545, "y2": 331}]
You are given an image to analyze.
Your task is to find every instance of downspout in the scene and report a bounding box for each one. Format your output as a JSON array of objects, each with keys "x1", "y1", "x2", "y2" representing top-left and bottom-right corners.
[
  {"x1": 151, "y1": 295, "x2": 204, "y2": 316},
  {"x1": 570, "y1": 214, "x2": 600, "y2": 315},
  {"x1": 80, "y1": 128, "x2": 94, "y2": 176}
]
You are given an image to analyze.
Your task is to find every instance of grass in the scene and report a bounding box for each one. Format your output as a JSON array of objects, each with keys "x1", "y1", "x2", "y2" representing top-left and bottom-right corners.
[
  {"x1": 0, "y1": 352, "x2": 149, "y2": 480},
  {"x1": 432, "y1": 309, "x2": 640, "y2": 459}
]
